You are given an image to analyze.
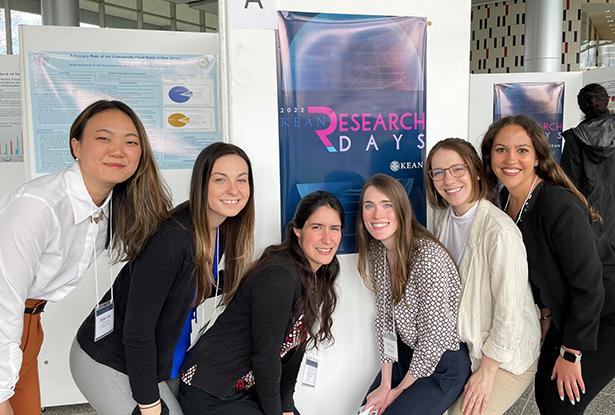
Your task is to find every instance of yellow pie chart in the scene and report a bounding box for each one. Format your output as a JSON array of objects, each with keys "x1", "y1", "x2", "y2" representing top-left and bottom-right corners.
[{"x1": 168, "y1": 113, "x2": 190, "y2": 127}]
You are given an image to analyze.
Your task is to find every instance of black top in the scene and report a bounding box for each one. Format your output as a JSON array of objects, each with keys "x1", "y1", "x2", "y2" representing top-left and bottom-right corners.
[
  {"x1": 512, "y1": 182, "x2": 615, "y2": 351},
  {"x1": 77, "y1": 203, "x2": 198, "y2": 404},
  {"x1": 181, "y1": 252, "x2": 305, "y2": 415},
  {"x1": 562, "y1": 114, "x2": 615, "y2": 250}
]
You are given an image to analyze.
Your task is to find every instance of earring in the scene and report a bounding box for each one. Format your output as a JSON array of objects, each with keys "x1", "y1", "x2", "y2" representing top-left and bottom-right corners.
[{"x1": 75, "y1": 158, "x2": 80, "y2": 162}]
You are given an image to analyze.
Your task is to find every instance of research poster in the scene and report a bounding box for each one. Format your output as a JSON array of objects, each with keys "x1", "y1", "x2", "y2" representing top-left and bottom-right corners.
[
  {"x1": 493, "y1": 82, "x2": 565, "y2": 161},
  {"x1": 277, "y1": 12, "x2": 427, "y2": 253},
  {"x1": 0, "y1": 57, "x2": 23, "y2": 163},
  {"x1": 28, "y1": 51, "x2": 220, "y2": 173}
]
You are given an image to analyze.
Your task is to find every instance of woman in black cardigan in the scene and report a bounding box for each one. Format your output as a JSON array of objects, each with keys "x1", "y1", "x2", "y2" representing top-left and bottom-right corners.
[
  {"x1": 481, "y1": 114, "x2": 615, "y2": 414},
  {"x1": 178, "y1": 191, "x2": 344, "y2": 415}
]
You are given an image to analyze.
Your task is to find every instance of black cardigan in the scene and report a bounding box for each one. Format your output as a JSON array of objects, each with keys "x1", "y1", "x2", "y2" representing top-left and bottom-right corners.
[
  {"x1": 77, "y1": 203, "x2": 198, "y2": 404},
  {"x1": 514, "y1": 182, "x2": 615, "y2": 351},
  {"x1": 181, "y1": 252, "x2": 305, "y2": 415}
]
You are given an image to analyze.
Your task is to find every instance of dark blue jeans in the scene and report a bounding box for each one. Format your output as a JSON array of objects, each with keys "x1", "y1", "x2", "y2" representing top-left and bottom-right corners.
[{"x1": 365, "y1": 340, "x2": 471, "y2": 415}]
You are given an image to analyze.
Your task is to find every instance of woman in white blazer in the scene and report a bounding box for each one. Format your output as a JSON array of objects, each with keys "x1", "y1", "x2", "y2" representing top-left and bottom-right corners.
[{"x1": 424, "y1": 138, "x2": 540, "y2": 415}]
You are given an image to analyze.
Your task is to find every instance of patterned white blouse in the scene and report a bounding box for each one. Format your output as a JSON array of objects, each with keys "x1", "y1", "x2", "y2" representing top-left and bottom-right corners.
[{"x1": 369, "y1": 236, "x2": 462, "y2": 378}]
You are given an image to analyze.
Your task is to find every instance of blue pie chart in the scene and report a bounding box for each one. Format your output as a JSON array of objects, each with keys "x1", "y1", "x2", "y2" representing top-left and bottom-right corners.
[{"x1": 168, "y1": 86, "x2": 193, "y2": 103}]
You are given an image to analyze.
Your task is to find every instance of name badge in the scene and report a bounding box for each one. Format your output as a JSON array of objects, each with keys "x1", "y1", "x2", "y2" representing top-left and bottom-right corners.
[
  {"x1": 383, "y1": 331, "x2": 398, "y2": 362},
  {"x1": 95, "y1": 300, "x2": 114, "y2": 341},
  {"x1": 301, "y1": 356, "x2": 318, "y2": 387}
]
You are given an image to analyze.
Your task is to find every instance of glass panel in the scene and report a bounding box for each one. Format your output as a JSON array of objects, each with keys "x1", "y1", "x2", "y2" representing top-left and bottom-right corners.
[
  {"x1": 176, "y1": 4, "x2": 200, "y2": 25},
  {"x1": 0, "y1": 8, "x2": 6, "y2": 54},
  {"x1": 143, "y1": 13, "x2": 171, "y2": 30},
  {"x1": 176, "y1": 21, "x2": 200, "y2": 32},
  {"x1": 105, "y1": 5, "x2": 137, "y2": 29},
  {"x1": 144, "y1": 0, "x2": 170, "y2": 17},
  {"x1": 106, "y1": 0, "x2": 137, "y2": 8},
  {"x1": 11, "y1": 10, "x2": 42, "y2": 55},
  {"x1": 205, "y1": 13, "x2": 218, "y2": 31}
]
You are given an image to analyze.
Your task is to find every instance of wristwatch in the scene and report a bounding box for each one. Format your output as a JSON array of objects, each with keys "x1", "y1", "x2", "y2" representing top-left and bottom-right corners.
[{"x1": 559, "y1": 346, "x2": 582, "y2": 363}]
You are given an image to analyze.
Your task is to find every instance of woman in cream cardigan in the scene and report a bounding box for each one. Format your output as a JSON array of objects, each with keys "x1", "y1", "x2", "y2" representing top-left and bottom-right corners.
[{"x1": 424, "y1": 138, "x2": 540, "y2": 415}]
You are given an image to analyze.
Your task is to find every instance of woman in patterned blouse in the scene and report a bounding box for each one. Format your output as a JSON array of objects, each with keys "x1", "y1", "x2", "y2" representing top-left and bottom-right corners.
[
  {"x1": 179, "y1": 191, "x2": 344, "y2": 415},
  {"x1": 357, "y1": 174, "x2": 471, "y2": 415}
]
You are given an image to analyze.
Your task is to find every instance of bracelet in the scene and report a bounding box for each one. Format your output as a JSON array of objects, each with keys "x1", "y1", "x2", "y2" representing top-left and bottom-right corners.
[
  {"x1": 540, "y1": 314, "x2": 552, "y2": 320},
  {"x1": 139, "y1": 401, "x2": 161, "y2": 410}
]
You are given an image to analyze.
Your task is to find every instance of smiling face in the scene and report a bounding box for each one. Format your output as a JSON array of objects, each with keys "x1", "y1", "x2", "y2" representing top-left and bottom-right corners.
[
  {"x1": 70, "y1": 109, "x2": 142, "y2": 205},
  {"x1": 207, "y1": 154, "x2": 250, "y2": 227},
  {"x1": 490, "y1": 124, "x2": 539, "y2": 198},
  {"x1": 430, "y1": 148, "x2": 476, "y2": 216},
  {"x1": 361, "y1": 185, "x2": 399, "y2": 250},
  {"x1": 294, "y1": 205, "x2": 342, "y2": 272}
]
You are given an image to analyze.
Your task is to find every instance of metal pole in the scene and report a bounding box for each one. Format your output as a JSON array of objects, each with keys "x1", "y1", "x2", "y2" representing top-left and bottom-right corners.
[
  {"x1": 524, "y1": 0, "x2": 563, "y2": 72},
  {"x1": 41, "y1": 0, "x2": 79, "y2": 26},
  {"x1": 5, "y1": 0, "x2": 12, "y2": 54}
]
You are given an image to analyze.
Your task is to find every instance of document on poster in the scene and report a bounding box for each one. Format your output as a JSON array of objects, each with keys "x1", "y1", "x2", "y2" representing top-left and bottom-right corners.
[
  {"x1": 0, "y1": 59, "x2": 24, "y2": 163},
  {"x1": 28, "y1": 52, "x2": 220, "y2": 173}
]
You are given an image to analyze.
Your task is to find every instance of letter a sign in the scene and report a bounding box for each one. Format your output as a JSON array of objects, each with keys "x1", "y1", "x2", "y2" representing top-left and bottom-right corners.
[{"x1": 229, "y1": 0, "x2": 277, "y2": 29}]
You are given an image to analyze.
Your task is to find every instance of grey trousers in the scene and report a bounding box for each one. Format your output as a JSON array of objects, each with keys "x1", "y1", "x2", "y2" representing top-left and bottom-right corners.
[{"x1": 69, "y1": 338, "x2": 184, "y2": 415}]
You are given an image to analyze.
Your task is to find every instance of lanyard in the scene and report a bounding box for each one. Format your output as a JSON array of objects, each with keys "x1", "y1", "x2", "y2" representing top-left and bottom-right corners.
[{"x1": 93, "y1": 202, "x2": 114, "y2": 306}]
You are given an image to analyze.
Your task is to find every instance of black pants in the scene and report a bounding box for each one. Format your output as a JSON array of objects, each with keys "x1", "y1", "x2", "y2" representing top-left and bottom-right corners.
[
  {"x1": 535, "y1": 313, "x2": 615, "y2": 414},
  {"x1": 178, "y1": 382, "x2": 301, "y2": 415},
  {"x1": 365, "y1": 340, "x2": 471, "y2": 415}
]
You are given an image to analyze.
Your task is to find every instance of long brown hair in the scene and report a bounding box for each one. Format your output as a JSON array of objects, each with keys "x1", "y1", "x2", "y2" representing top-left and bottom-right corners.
[
  {"x1": 243, "y1": 191, "x2": 342, "y2": 348},
  {"x1": 481, "y1": 114, "x2": 600, "y2": 221},
  {"x1": 424, "y1": 138, "x2": 490, "y2": 209},
  {"x1": 189, "y1": 142, "x2": 255, "y2": 305},
  {"x1": 69, "y1": 100, "x2": 171, "y2": 261},
  {"x1": 356, "y1": 174, "x2": 447, "y2": 303}
]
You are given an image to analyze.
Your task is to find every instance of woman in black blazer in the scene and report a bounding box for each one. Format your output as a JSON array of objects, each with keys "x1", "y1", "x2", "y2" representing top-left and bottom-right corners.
[{"x1": 481, "y1": 114, "x2": 615, "y2": 414}]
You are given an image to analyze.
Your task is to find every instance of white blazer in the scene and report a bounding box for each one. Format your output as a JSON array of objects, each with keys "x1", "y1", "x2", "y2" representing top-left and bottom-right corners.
[{"x1": 433, "y1": 199, "x2": 540, "y2": 375}]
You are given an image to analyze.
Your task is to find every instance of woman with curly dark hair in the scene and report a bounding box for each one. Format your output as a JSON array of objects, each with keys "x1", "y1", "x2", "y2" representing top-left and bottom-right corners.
[
  {"x1": 562, "y1": 83, "x2": 615, "y2": 250},
  {"x1": 178, "y1": 191, "x2": 344, "y2": 415},
  {"x1": 482, "y1": 114, "x2": 615, "y2": 414}
]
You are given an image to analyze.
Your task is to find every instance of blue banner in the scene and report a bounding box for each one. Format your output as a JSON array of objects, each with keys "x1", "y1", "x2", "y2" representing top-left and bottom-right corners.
[
  {"x1": 493, "y1": 82, "x2": 565, "y2": 161},
  {"x1": 277, "y1": 12, "x2": 427, "y2": 253}
]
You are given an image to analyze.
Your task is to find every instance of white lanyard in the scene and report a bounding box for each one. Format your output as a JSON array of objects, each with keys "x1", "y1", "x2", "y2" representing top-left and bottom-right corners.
[
  {"x1": 504, "y1": 175, "x2": 539, "y2": 225},
  {"x1": 94, "y1": 202, "x2": 115, "y2": 341}
]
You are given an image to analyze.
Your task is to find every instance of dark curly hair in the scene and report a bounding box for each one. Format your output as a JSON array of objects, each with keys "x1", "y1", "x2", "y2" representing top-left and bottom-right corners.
[{"x1": 578, "y1": 83, "x2": 610, "y2": 120}]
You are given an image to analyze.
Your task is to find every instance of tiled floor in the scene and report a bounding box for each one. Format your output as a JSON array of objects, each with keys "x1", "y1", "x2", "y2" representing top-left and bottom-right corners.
[{"x1": 43, "y1": 379, "x2": 615, "y2": 414}]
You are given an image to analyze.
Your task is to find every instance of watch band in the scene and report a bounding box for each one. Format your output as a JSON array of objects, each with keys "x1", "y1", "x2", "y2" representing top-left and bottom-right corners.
[{"x1": 559, "y1": 346, "x2": 582, "y2": 363}]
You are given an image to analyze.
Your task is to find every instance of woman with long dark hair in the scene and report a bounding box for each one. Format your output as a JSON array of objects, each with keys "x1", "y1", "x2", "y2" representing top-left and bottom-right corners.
[
  {"x1": 70, "y1": 142, "x2": 255, "y2": 415},
  {"x1": 178, "y1": 191, "x2": 344, "y2": 415},
  {"x1": 482, "y1": 114, "x2": 615, "y2": 414},
  {"x1": 0, "y1": 100, "x2": 171, "y2": 415},
  {"x1": 357, "y1": 174, "x2": 470, "y2": 415}
]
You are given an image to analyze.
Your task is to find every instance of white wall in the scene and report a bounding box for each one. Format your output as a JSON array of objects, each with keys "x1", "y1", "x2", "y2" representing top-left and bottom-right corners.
[
  {"x1": 223, "y1": 1, "x2": 471, "y2": 413},
  {"x1": 469, "y1": 72, "x2": 583, "y2": 151}
]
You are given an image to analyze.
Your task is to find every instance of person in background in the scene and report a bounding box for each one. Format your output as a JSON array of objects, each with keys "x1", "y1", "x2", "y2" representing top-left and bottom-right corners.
[
  {"x1": 70, "y1": 142, "x2": 255, "y2": 415},
  {"x1": 178, "y1": 191, "x2": 343, "y2": 415},
  {"x1": 482, "y1": 114, "x2": 615, "y2": 414},
  {"x1": 357, "y1": 174, "x2": 470, "y2": 415},
  {"x1": 0, "y1": 100, "x2": 171, "y2": 415},
  {"x1": 425, "y1": 138, "x2": 540, "y2": 415},
  {"x1": 562, "y1": 83, "x2": 615, "y2": 250}
]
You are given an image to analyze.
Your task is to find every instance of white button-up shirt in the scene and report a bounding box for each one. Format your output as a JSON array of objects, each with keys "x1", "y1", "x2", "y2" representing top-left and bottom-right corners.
[{"x1": 0, "y1": 163, "x2": 110, "y2": 402}]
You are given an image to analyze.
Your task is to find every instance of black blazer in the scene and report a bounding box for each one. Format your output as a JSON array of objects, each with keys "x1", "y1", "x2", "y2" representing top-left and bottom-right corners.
[{"x1": 512, "y1": 182, "x2": 615, "y2": 351}]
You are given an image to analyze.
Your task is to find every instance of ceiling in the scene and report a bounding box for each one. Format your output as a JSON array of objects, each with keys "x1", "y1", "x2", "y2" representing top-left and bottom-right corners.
[{"x1": 583, "y1": 3, "x2": 615, "y2": 41}]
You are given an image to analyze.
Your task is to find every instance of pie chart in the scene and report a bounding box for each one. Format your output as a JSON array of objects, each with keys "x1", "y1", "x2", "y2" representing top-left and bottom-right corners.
[
  {"x1": 168, "y1": 113, "x2": 190, "y2": 127},
  {"x1": 168, "y1": 86, "x2": 193, "y2": 103}
]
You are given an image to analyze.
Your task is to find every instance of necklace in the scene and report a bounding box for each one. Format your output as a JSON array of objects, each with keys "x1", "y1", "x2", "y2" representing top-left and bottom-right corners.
[{"x1": 504, "y1": 175, "x2": 539, "y2": 225}]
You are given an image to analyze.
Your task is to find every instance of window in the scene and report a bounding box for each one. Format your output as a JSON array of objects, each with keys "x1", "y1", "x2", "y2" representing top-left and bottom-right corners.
[{"x1": 11, "y1": 10, "x2": 42, "y2": 54}]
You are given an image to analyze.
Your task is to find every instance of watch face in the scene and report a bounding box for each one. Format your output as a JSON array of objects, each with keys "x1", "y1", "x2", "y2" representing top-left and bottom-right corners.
[{"x1": 563, "y1": 350, "x2": 578, "y2": 363}]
